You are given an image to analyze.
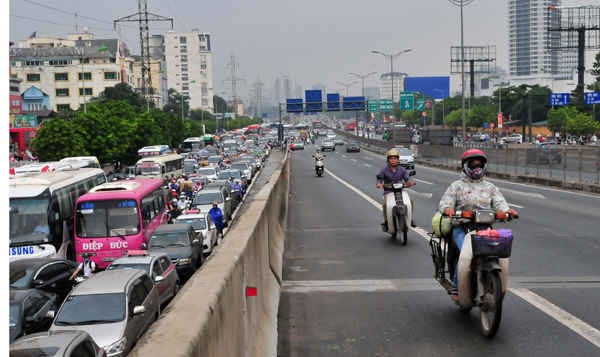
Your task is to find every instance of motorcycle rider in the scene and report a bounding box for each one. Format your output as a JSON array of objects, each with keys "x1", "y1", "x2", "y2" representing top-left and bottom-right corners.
[
  {"x1": 438, "y1": 148, "x2": 518, "y2": 302},
  {"x1": 376, "y1": 148, "x2": 416, "y2": 231},
  {"x1": 312, "y1": 149, "x2": 324, "y2": 161}
]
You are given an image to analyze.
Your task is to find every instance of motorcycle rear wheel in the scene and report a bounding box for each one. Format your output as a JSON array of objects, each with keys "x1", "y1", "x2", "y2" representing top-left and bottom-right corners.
[{"x1": 479, "y1": 271, "x2": 503, "y2": 338}]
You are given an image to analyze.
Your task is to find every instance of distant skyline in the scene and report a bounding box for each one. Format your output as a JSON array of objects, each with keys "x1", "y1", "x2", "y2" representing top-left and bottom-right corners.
[{"x1": 8, "y1": 0, "x2": 597, "y2": 102}]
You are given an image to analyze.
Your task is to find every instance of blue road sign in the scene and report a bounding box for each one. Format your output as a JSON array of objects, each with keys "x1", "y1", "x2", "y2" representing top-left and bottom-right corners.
[
  {"x1": 342, "y1": 96, "x2": 366, "y2": 111},
  {"x1": 305, "y1": 90, "x2": 323, "y2": 112},
  {"x1": 286, "y1": 98, "x2": 303, "y2": 113},
  {"x1": 584, "y1": 92, "x2": 600, "y2": 105},
  {"x1": 549, "y1": 93, "x2": 570, "y2": 106},
  {"x1": 327, "y1": 93, "x2": 340, "y2": 111}
]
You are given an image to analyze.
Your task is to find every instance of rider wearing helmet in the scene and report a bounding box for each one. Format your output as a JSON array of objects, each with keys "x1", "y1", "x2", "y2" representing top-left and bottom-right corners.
[
  {"x1": 69, "y1": 252, "x2": 96, "y2": 280},
  {"x1": 376, "y1": 148, "x2": 416, "y2": 231},
  {"x1": 438, "y1": 148, "x2": 518, "y2": 302},
  {"x1": 312, "y1": 148, "x2": 324, "y2": 161}
]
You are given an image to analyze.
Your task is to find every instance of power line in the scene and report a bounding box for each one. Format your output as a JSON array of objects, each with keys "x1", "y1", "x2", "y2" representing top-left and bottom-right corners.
[{"x1": 11, "y1": 14, "x2": 115, "y2": 32}]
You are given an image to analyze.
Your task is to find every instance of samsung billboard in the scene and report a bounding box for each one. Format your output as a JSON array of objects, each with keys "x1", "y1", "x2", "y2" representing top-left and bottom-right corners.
[{"x1": 404, "y1": 76, "x2": 450, "y2": 99}]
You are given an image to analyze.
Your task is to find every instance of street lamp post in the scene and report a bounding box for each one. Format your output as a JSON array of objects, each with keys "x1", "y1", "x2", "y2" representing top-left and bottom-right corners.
[
  {"x1": 336, "y1": 81, "x2": 357, "y2": 97},
  {"x1": 370, "y1": 48, "x2": 412, "y2": 111},
  {"x1": 348, "y1": 71, "x2": 377, "y2": 97},
  {"x1": 448, "y1": 0, "x2": 475, "y2": 140}
]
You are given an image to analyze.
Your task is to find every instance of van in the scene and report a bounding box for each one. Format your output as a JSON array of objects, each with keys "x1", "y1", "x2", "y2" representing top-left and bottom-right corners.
[{"x1": 50, "y1": 269, "x2": 160, "y2": 357}]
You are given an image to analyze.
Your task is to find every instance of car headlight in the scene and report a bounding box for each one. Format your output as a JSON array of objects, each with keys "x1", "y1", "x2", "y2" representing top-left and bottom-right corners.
[
  {"x1": 105, "y1": 336, "x2": 127, "y2": 357},
  {"x1": 177, "y1": 257, "x2": 192, "y2": 265}
]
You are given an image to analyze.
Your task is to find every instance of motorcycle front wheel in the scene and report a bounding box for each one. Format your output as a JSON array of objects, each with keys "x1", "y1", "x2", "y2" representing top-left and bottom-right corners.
[
  {"x1": 394, "y1": 214, "x2": 407, "y2": 245},
  {"x1": 479, "y1": 271, "x2": 503, "y2": 338}
]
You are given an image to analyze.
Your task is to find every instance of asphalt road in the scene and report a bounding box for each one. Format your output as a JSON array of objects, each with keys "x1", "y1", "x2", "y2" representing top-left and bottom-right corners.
[{"x1": 277, "y1": 143, "x2": 600, "y2": 356}]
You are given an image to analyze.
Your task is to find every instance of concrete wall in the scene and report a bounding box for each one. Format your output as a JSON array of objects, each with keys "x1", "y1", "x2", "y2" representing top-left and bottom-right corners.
[{"x1": 129, "y1": 152, "x2": 290, "y2": 357}]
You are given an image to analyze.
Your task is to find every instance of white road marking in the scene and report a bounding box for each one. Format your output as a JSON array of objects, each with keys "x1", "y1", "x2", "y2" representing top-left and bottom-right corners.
[
  {"x1": 511, "y1": 288, "x2": 600, "y2": 349},
  {"x1": 415, "y1": 178, "x2": 434, "y2": 185},
  {"x1": 500, "y1": 187, "x2": 547, "y2": 199},
  {"x1": 364, "y1": 163, "x2": 372, "y2": 168},
  {"x1": 509, "y1": 203, "x2": 524, "y2": 208}
]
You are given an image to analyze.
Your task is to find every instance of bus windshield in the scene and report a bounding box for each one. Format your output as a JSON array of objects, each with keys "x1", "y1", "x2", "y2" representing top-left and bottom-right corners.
[
  {"x1": 76, "y1": 200, "x2": 140, "y2": 238},
  {"x1": 9, "y1": 196, "x2": 51, "y2": 245},
  {"x1": 136, "y1": 162, "x2": 161, "y2": 175}
]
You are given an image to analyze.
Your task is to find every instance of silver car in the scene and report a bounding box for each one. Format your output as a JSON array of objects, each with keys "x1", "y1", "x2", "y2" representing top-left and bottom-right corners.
[
  {"x1": 175, "y1": 210, "x2": 219, "y2": 257},
  {"x1": 10, "y1": 330, "x2": 106, "y2": 357},
  {"x1": 107, "y1": 252, "x2": 180, "y2": 306},
  {"x1": 50, "y1": 269, "x2": 160, "y2": 357}
]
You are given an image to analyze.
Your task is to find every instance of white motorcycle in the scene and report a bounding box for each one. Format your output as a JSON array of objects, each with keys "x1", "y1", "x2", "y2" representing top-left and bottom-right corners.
[
  {"x1": 314, "y1": 156, "x2": 325, "y2": 177},
  {"x1": 377, "y1": 171, "x2": 415, "y2": 245},
  {"x1": 430, "y1": 209, "x2": 517, "y2": 338}
]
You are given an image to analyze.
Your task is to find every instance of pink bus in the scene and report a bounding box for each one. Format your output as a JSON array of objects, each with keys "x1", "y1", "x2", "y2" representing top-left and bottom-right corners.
[{"x1": 74, "y1": 179, "x2": 168, "y2": 268}]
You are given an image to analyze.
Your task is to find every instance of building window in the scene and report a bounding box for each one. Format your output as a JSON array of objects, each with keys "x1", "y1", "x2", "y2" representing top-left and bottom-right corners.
[
  {"x1": 79, "y1": 88, "x2": 93, "y2": 96},
  {"x1": 201, "y1": 98, "x2": 209, "y2": 106},
  {"x1": 49, "y1": 59, "x2": 72, "y2": 66},
  {"x1": 179, "y1": 36, "x2": 187, "y2": 44},
  {"x1": 181, "y1": 75, "x2": 188, "y2": 81},
  {"x1": 78, "y1": 72, "x2": 92, "y2": 80},
  {"x1": 201, "y1": 83, "x2": 208, "y2": 96},
  {"x1": 27, "y1": 73, "x2": 41, "y2": 82},
  {"x1": 182, "y1": 85, "x2": 189, "y2": 90},
  {"x1": 55, "y1": 88, "x2": 70, "y2": 97},
  {"x1": 56, "y1": 104, "x2": 71, "y2": 112},
  {"x1": 200, "y1": 63, "x2": 207, "y2": 70},
  {"x1": 181, "y1": 56, "x2": 188, "y2": 62},
  {"x1": 104, "y1": 72, "x2": 118, "y2": 80},
  {"x1": 180, "y1": 47, "x2": 187, "y2": 53},
  {"x1": 25, "y1": 60, "x2": 43, "y2": 66},
  {"x1": 54, "y1": 72, "x2": 69, "y2": 81}
]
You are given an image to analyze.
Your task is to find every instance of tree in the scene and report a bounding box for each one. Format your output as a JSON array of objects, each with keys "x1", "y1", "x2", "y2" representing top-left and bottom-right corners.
[
  {"x1": 587, "y1": 51, "x2": 600, "y2": 92},
  {"x1": 95, "y1": 83, "x2": 149, "y2": 111},
  {"x1": 467, "y1": 104, "x2": 496, "y2": 128},
  {"x1": 31, "y1": 118, "x2": 88, "y2": 161},
  {"x1": 546, "y1": 107, "x2": 570, "y2": 134},
  {"x1": 444, "y1": 109, "x2": 465, "y2": 127},
  {"x1": 213, "y1": 95, "x2": 230, "y2": 113},
  {"x1": 163, "y1": 89, "x2": 189, "y2": 119},
  {"x1": 565, "y1": 112, "x2": 600, "y2": 136}
]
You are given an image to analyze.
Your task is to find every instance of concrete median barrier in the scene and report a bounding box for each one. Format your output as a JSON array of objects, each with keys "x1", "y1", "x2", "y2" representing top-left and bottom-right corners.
[{"x1": 129, "y1": 153, "x2": 290, "y2": 357}]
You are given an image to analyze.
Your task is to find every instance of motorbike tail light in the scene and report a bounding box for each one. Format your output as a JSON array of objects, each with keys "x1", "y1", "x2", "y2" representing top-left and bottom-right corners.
[
  {"x1": 461, "y1": 210, "x2": 473, "y2": 219},
  {"x1": 495, "y1": 211, "x2": 507, "y2": 220}
]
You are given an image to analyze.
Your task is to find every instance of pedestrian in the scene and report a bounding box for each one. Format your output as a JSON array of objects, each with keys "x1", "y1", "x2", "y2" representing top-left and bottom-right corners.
[{"x1": 208, "y1": 201, "x2": 225, "y2": 238}]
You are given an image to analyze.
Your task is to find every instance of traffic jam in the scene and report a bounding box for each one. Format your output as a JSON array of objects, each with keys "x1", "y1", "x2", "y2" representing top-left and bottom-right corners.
[{"x1": 8, "y1": 126, "x2": 275, "y2": 356}]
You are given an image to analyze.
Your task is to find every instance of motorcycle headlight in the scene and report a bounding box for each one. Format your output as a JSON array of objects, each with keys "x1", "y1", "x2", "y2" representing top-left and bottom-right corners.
[{"x1": 105, "y1": 336, "x2": 127, "y2": 357}]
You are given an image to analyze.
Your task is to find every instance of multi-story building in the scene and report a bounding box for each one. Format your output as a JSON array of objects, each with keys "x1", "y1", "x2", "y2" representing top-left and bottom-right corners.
[
  {"x1": 507, "y1": 0, "x2": 578, "y2": 90},
  {"x1": 161, "y1": 30, "x2": 214, "y2": 112},
  {"x1": 10, "y1": 32, "x2": 128, "y2": 112},
  {"x1": 379, "y1": 72, "x2": 407, "y2": 102}
]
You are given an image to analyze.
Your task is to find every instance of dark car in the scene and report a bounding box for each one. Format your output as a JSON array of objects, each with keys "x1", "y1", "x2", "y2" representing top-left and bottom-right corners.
[
  {"x1": 148, "y1": 224, "x2": 203, "y2": 282},
  {"x1": 346, "y1": 141, "x2": 361, "y2": 152},
  {"x1": 10, "y1": 289, "x2": 58, "y2": 342},
  {"x1": 10, "y1": 258, "x2": 78, "y2": 302},
  {"x1": 10, "y1": 330, "x2": 106, "y2": 357}
]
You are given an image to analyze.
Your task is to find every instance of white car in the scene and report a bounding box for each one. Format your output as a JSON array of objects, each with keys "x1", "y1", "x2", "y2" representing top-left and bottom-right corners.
[
  {"x1": 196, "y1": 167, "x2": 219, "y2": 182},
  {"x1": 501, "y1": 133, "x2": 523, "y2": 144},
  {"x1": 394, "y1": 146, "x2": 415, "y2": 170},
  {"x1": 175, "y1": 210, "x2": 219, "y2": 256}
]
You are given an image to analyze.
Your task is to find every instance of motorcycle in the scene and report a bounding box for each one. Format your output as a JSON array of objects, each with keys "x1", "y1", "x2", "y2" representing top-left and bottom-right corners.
[
  {"x1": 314, "y1": 156, "x2": 325, "y2": 177},
  {"x1": 377, "y1": 171, "x2": 415, "y2": 245},
  {"x1": 429, "y1": 209, "x2": 516, "y2": 338}
]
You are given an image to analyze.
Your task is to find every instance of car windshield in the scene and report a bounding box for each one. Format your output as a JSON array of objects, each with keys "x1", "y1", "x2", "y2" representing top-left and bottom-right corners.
[
  {"x1": 107, "y1": 263, "x2": 149, "y2": 273},
  {"x1": 9, "y1": 266, "x2": 34, "y2": 288},
  {"x1": 197, "y1": 168, "x2": 216, "y2": 176},
  {"x1": 76, "y1": 200, "x2": 140, "y2": 238},
  {"x1": 231, "y1": 164, "x2": 247, "y2": 170},
  {"x1": 54, "y1": 293, "x2": 125, "y2": 325},
  {"x1": 218, "y1": 171, "x2": 241, "y2": 180},
  {"x1": 175, "y1": 217, "x2": 207, "y2": 230},
  {"x1": 149, "y1": 232, "x2": 190, "y2": 248},
  {"x1": 193, "y1": 192, "x2": 223, "y2": 205},
  {"x1": 208, "y1": 156, "x2": 221, "y2": 163},
  {"x1": 397, "y1": 148, "x2": 412, "y2": 156},
  {"x1": 9, "y1": 304, "x2": 20, "y2": 327}
]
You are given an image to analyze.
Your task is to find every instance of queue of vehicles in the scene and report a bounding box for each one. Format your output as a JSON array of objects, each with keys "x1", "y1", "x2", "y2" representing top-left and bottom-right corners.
[{"x1": 9, "y1": 132, "x2": 272, "y2": 356}]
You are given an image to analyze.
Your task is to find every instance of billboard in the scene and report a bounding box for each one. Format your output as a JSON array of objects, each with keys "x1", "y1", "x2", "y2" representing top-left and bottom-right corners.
[{"x1": 404, "y1": 76, "x2": 450, "y2": 99}]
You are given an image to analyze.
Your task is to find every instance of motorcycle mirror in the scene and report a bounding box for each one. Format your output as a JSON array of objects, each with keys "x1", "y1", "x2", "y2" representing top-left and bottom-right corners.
[{"x1": 409, "y1": 171, "x2": 416, "y2": 176}]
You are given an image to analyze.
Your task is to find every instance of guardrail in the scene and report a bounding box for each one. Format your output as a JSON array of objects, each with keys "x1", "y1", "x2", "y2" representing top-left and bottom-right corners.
[
  {"x1": 332, "y1": 128, "x2": 600, "y2": 193},
  {"x1": 130, "y1": 151, "x2": 290, "y2": 357}
]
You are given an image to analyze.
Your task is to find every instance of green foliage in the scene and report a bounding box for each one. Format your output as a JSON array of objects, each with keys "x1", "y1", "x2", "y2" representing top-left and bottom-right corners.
[
  {"x1": 588, "y1": 51, "x2": 600, "y2": 92},
  {"x1": 31, "y1": 118, "x2": 88, "y2": 161},
  {"x1": 213, "y1": 95, "x2": 230, "y2": 113},
  {"x1": 565, "y1": 111, "x2": 600, "y2": 136},
  {"x1": 94, "y1": 83, "x2": 150, "y2": 111},
  {"x1": 546, "y1": 107, "x2": 569, "y2": 133},
  {"x1": 444, "y1": 109, "x2": 465, "y2": 127},
  {"x1": 467, "y1": 104, "x2": 496, "y2": 127}
]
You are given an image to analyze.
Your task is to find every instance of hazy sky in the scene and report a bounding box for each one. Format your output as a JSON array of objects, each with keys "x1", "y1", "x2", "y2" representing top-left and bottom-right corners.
[{"x1": 8, "y1": 0, "x2": 595, "y2": 101}]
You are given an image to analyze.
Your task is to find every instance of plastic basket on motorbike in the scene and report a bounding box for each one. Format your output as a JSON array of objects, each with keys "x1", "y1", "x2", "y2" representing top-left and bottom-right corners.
[
  {"x1": 471, "y1": 228, "x2": 513, "y2": 258},
  {"x1": 431, "y1": 211, "x2": 452, "y2": 239}
]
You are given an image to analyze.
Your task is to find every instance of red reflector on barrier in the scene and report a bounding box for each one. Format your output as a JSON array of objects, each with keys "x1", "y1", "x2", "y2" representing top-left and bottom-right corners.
[{"x1": 246, "y1": 287, "x2": 257, "y2": 297}]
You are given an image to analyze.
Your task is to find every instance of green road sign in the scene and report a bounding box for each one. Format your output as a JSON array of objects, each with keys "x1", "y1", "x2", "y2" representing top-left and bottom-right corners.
[
  {"x1": 416, "y1": 99, "x2": 425, "y2": 111},
  {"x1": 380, "y1": 99, "x2": 393, "y2": 111},
  {"x1": 400, "y1": 92, "x2": 414, "y2": 111},
  {"x1": 368, "y1": 99, "x2": 379, "y2": 112}
]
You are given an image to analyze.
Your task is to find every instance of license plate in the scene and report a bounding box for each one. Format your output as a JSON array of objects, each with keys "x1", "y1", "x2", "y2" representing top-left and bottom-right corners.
[
  {"x1": 9, "y1": 245, "x2": 36, "y2": 257},
  {"x1": 102, "y1": 257, "x2": 116, "y2": 262}
]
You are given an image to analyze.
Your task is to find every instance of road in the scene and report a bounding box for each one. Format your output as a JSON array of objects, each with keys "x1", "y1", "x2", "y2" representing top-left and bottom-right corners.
[{"x1": 278, "y1": 143, "x2": 600, "y2": 356}]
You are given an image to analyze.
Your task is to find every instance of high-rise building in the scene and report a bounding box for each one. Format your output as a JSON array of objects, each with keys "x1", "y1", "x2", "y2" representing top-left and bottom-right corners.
[
  {"x1": 508, "y1": 0, "x2": 577, "y2": 88},
  {"x1": 162, "y1": 30, "x2": 214, "y2": 112},
  {"x1": 379, "y1": 72, "x2": 407, "y2": 102}
]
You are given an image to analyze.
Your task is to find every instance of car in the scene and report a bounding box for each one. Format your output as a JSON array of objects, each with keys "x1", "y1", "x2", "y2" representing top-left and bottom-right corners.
[
  {"x1": 501, "y1": 133, "x2": 523, "y2": 144},
  {"x1": 192, "y1": 188, "x2": 232, "y2": 222},
  {"x1": 394, "y1": 147, "x2": 415, "y2": 170},
  {"x1": 50, "y1": 269, "x2": 160, "y2": 357},
  {"x1": 107, "y1": 252, "x2": 180, "y2": 306},
  {"x1": 10, "y1": 289, "x2": 58, "y2": 342},
  {"x1": 346, "y1": 141, "x2": 361, "y2": 153},
  {"x1": 230, "y1": 162, "x2": 253, "y2": 182},
  {"x1": 10, "y1": 330, "x2": 106, "y2": 357},
  {"x1": 471, "y1": 132, "x2": 488, "y2": 142},
  {"x1": 218, "y1": 169, "x2": 248, "y2": 189},
  {"x1": 334, "y1": 137, "x2": 345, "y2": 146},
  {"x1": 196, "y1": 167, "x2": 219, "y2": 182},
  {"x1": 148, "y1": 223, "x2": 204, "y2": 282},
  {"x1": 208, "y1": 179, "x2": 242, "y2": 210},
  {"x1": 207, "y1": 155, "x2": 223, "y2": 168},
  {"x1": 10, "y1": 258, "x2": 78, "y2": 303},
  {"x1": 320, "y1": 140, "x2": 336, "y2": 152},
  {"x1": 175, "y1": 209, "x2": 219, "y2": 257},
  {"x1": 290, "y1": 141, "x2": 305, "y2": 151}
]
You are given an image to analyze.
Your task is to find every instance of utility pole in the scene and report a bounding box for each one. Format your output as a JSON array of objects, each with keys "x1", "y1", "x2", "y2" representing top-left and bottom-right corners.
[
  {"x1": 114, "y1": 0, "x2": 173, "y2": 110},
  {"x1": 223, "y1": 53, "x2": 246, "y2": 115},
  {"x1": 250, "y1": 77, "x2": 264, "y2": 118}
]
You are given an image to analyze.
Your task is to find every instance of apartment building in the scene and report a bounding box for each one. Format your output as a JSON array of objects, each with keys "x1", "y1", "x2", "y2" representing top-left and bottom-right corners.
[{"x1": 160, "y1": 30, "x2": 214, "y2": 112}]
